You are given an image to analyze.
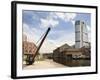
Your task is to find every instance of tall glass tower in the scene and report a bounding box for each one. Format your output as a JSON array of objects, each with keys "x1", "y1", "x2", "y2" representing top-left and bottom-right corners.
[{"x1": 75, "y1": 20, "x2": 88, "y2": 48}]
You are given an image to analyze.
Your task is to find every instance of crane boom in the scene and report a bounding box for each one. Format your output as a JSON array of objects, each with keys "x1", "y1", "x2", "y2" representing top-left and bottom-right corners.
[
  {"x1": 33, "y1": 27, "x2": 51, "y2": 61},
  {"x1": 24, "y1": 27, "x2": 51, "y2": 65}
]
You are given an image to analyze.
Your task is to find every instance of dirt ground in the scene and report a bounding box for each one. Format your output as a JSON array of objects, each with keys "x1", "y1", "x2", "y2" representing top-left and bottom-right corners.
[{"x1": 23, "y1": 59, "x2": 67, "y2": 69}]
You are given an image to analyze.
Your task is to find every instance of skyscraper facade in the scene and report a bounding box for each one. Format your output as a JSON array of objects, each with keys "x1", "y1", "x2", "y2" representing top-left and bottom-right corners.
[{"x1": 75, "y1": 20, "x2": 89, "y2": 48}]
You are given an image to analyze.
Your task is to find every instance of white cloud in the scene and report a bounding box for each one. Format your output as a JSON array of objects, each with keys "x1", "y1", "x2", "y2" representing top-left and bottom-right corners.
[
  {"x1": 23, "y1": 23, "x2": 30, "y2": 33},
  {"x1": 65, "y1": 13, "x2": 77, "y2": 21},
  {"x1": 39, "y1": 12, "x2": 77, "y2": 29},
  {"x1": 40, "y1": 17, "x2": 59, "y2": 28},
  {"x1": 23, "y1": 23, "x2": 44, "y2": 45},
  {"x1": 54, "y1": 13, "x2": 65, "y2": 20},
  {"x1": 54, "y1": 12, "x2": 77, "y2": 22},
  {"x1": 71, "y1": 20, "x2": 75, "y2": 26}
]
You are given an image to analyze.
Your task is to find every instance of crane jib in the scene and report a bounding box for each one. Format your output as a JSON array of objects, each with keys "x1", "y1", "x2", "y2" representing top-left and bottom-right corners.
[{"x1": 33, "y1": 27, "x2": 51, "y2": 60}]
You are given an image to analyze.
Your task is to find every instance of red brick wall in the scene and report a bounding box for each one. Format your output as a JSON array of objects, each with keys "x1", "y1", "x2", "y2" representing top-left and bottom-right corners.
[{"x1": 23, "y1": 41, "x2": 37, "y2": 55}]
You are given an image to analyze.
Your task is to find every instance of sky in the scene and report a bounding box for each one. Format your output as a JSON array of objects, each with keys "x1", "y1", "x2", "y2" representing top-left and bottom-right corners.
[{"x1": 22, "y1": 10, "x2": 91, "y2": 53}]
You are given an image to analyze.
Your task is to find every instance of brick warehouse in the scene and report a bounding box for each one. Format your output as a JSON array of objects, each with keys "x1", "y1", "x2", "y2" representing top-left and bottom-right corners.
[
  {"x1": 53, "y1": 44, "x2": 90, "y2": 66},
  {"x1": 22, "y1": 41, "x2": 37, "y2": 55},
  {"x1": 22, "y1": 34, "x2": 37, "y2": 55},
  {"x1": 22, "y1": 34, "x2": 38, "y2": 65}
]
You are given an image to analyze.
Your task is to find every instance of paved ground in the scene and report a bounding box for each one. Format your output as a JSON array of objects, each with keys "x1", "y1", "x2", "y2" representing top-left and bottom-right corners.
[{"x1": 23, "y1": 59, "x2": 67, "y2": 69}]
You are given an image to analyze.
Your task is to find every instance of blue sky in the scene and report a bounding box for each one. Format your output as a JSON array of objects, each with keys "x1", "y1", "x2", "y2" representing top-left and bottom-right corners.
[{"x1": 22, "y1": 10, "x2": 91, "y2": 53}]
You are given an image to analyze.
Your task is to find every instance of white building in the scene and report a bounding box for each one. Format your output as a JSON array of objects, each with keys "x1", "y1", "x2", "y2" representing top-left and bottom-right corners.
[{"x1": 75, "y1": 20, "x2": 89, "y2": 48}]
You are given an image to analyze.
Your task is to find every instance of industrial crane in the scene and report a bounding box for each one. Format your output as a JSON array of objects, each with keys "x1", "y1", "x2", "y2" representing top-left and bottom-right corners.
[{"x1": 25, "y1": 27, "x2": 51, "y2": 65}]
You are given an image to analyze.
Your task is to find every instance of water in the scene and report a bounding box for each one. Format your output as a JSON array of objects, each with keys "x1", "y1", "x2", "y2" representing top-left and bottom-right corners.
[{"x1": 63, "y1": 59, "x2": 91, "y2": 67}]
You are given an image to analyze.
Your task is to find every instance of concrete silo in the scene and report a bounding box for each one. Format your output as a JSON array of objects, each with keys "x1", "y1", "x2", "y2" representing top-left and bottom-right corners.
[{"x1": 75, "y1": 20, "x2": 89, "y2": 48}]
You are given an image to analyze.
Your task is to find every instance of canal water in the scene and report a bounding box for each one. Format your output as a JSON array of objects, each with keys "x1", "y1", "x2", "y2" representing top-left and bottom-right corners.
[{"x1": 63, "y1": 59, "x2": 91, "y2": 67}]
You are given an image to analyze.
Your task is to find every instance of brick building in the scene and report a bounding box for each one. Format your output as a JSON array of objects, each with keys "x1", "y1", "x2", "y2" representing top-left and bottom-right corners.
[
  {"x1": 53, "y1": 44, "x2": 90, "y2": 66},
  {"x1": 22, "y1": 34, "x2": 37, "y2": 55},
  {"x1": 23, "y1": 41, "x2": 37, "y2": 55}
]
